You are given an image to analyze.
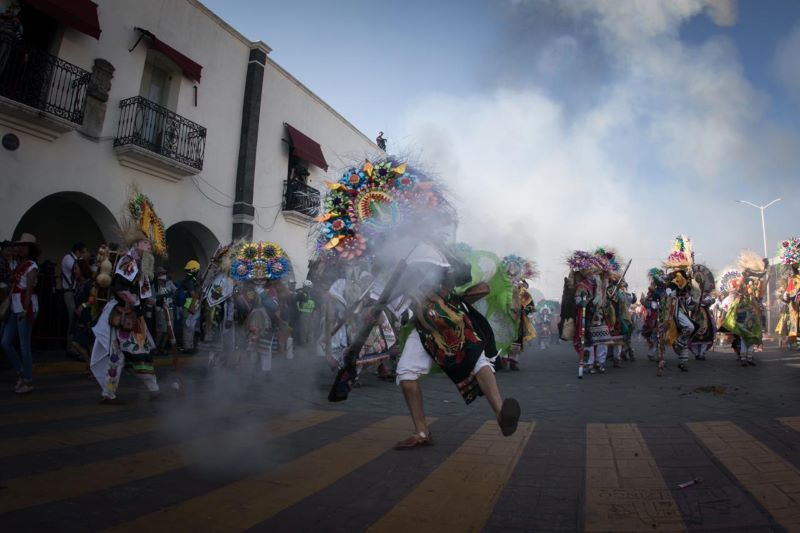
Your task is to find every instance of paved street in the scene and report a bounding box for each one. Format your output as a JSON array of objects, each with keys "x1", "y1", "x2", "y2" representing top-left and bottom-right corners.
[{"x1": 2, "y1": 339, "x2": 800, "y2": 532}]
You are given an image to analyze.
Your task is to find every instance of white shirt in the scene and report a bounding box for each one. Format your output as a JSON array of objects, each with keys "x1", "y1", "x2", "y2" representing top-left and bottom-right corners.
[
  {"x1": 61, "y1": 252, "x2": 77, "y2": 290},
  {"x1": 11, "y1": 261, "x2": 39, "y2": 314}
]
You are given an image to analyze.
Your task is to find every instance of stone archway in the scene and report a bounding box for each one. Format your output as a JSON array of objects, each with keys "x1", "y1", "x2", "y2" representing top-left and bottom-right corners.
[
  {"x1": 13, "y1": 191, "x2": 120, "y2": 263},
  {"x1": 164, "y1": 221, "x2": 220, "y2": 279},
  {"x1": 13, "y1": 191, "x2": 120, "y2": 350}
]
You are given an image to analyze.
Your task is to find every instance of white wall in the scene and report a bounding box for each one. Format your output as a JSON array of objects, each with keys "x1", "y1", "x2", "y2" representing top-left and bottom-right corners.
[
  {"x1": 0, "y1": 0, "x2": 380, "y2": 280},
  {"x1": 1, "y1": 0, "x2": 249, "y2": 261}
]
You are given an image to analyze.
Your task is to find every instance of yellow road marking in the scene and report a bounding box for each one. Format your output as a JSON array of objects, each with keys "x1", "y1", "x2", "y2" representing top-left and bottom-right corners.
[
  {"x1": 0, "y1": 409, "x2": 342, "y2": 513},
  {"x1": 585, "y1": 423, "x2": 685, "y2": 532},
  {"x1": 368, "y1": 420, "x2": 534, "y2": 533},
  {"x1": 689, "y1": 421, "x2": 800, "y2": 530},
  {"x1": 777, "y1": 417, "x2": 800, "y2": 433},
  {"x1": 0, "y1": 403, "x2": 260, "y2": 458},
  {"x1": 33, "y1": 355, "x2": 208, "y2": 376},
  {"x1": 107, "y1": 416, "x2": 430, "y2": 532},
  {"x1": 0, "y1": 403, "x2": 138, "y2": 427}
]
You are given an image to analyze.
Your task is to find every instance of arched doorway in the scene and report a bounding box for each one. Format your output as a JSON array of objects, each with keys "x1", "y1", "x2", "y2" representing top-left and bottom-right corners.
[
  {"x1": 14, "y1": 191, "x2": 120, "y2": 263},
  {"x1": 13, "y1": 192, "x2": 120, "y2": 350},
  {"x1": 164, "y1": 221, "x2": 220, "y2": 279}
]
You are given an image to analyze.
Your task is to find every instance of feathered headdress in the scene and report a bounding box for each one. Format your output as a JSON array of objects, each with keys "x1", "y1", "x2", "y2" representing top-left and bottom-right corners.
[
  {"x1": 314, "y1": 158, "x2": 451, "y2": 262},
  {"x1": 663, "y1": 235, "x2": 693, "y2": 269},
  {"x1": 566, "y1": 250, "x2": 603, "y2": 273},
  {"x1": 647, "y1": 267, "x2": 665, "y2": 281},
  {"x1": 717, "y1": 267, "x2": 741, "y2": 293},
  {"x1": 737, "y1": 249, "x2": 765, "y2": 276},
  {"x1": 502, "y1": 254, "x2": 538, "y2": 281},
  {"x1": 230, "y1": 241, "x2": 291, "y2": 281},
  {"x1": 119, "y1": 187, "x2": 167, "y2": 256},
  {"x1": 594, "y1": 247, "x2": 622, "y2": 274},
  {"x1": 779, "y1": 237, "x2": 800, "y2": 268}
]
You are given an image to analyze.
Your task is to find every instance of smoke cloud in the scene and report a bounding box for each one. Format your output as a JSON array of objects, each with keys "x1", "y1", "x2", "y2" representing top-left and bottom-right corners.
[{"x1": 396, "y1": 0, "x2": 798, "y2": 298}]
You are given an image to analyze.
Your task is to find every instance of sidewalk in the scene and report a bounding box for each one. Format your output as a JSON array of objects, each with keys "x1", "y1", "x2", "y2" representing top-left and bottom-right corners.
[{"x1": 1, "y1": 349, "x2": 209, "y2": 376}]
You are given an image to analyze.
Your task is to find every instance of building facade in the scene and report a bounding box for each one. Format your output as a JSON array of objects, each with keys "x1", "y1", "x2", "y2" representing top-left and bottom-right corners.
[{"x1": 0, "y1": 0, "x2": 380, "y2": 346}]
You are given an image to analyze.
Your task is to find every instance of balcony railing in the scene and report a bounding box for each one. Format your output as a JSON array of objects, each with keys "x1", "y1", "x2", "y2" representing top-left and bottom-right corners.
[
  {"x1": 114, "y1": 96, "x2": 206, "y2": 170},
  {"x1": 283, "y1": 180, "x2": 321, "y2": 218},
  {"x1": 0, "y1": 35, "x2": 90, "y2": 124}
]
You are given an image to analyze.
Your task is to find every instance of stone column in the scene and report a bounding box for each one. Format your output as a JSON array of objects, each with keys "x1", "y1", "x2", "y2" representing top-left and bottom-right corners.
[{"x1": 80, "y1": 58, "x2": 114, "y2": 139}]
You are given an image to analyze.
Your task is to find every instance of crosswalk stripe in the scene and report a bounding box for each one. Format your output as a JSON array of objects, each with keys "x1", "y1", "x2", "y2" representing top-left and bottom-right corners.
[
  {"x1": 688, "y1": 421, "x2": 800, "y2": 530},
  {"x1": 367, "y1": 420, "x2": 534, "y2": 533},
  {"x1": 105, "y1": 415, "x2": 431, "y2": 532},
  {"x1": 777, "y1": 416, "x2": 800, "y2": 433},
  {"x1": 584, "y1": 423, "x2": 685, "y2": 532},
  {"x1": 0, "y1": 387, "x2": 96, "y2": 408},
  {"x1": 0, "y1": 403, "x2": 262, "y2": 459},
  {"x1": 0, "y1": 403, "x2": 138, "y2": 427},
  {"x1": 0, "y1": 409, "x2": 342, "y2": 513}
]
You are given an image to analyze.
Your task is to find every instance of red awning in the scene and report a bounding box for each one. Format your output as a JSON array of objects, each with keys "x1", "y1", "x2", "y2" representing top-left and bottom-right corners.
[
  {"x1": 25, "y1": 0, "x2": 101, "y2": 40},
  {"x1": 135, "y1": 28, "x2": 203, "y2": 82},
  {"x1": 285, "y1": 124, "x2": 328, "y2": 171}
]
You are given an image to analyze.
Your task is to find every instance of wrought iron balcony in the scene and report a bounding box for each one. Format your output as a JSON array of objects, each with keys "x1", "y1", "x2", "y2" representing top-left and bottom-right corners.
[
  {"x1": 0, "y1": 35, "x2": 90, "y2": 124},
  {"x1": 114, "y1": 96, "x2": 206, "y2": 171},
  {"x1": 283, "y1": 180, "x2": 321, "y2": 219}
]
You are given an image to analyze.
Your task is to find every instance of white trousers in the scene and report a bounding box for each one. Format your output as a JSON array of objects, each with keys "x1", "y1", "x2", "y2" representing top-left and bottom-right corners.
[{"x1": 396, "y1": 330, "x2": 493, "y2": 385}]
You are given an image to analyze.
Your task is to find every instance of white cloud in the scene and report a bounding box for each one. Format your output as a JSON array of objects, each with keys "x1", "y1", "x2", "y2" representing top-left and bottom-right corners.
[
  {"x1": 398, "y1": 0, "x2": 793, "y2": 298},
  {"x1": 775, "y1": 22, "x2": 800, "y2": 96}
]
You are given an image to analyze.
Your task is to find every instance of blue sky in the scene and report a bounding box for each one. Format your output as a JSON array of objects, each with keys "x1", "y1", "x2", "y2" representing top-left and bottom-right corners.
[{"x1": 203, "y1": 0, "x2": 800, "y2": 297}]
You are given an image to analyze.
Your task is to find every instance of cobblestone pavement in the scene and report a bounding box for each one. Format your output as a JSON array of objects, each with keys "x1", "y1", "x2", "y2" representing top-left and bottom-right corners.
[{"x1": 1, "y1": 338, "x2": 799, "y2": 531}]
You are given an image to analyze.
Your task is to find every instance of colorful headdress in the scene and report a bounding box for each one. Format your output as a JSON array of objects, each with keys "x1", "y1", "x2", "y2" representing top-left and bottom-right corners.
[
  {"x1": 502, "y1": 254, "x2": 538, "y2": 281},
  {"x1": 230, "y1": 241, "x2": 290, "y2": 281},
  {"x1": 663, "y1": 235, "x2": 693, "y2": 269},
  {"x1": 594, "y1": 247, "x2": 622, "y2": 274},
  {"x1": 120, "y1": 189, "x2": 167, "y2": 256},
  {"x1": 737, "y1": 249, "x2": 765, "y2": 276},
  {"x1": 779, "y1": 238, "x2": 800, "y2": 268},
  {"x1": 718, "y1": 268, "x2": 740, "y2": 293},
  {"x1": 647, "y1": 267, "x2": 665, "y2": 281},
  {"x1": 314, "y1": 159, "x2": 450, "y2": 262},
  {"x1": 566, "y1": 250, "x2": 603, "y2": 273}
]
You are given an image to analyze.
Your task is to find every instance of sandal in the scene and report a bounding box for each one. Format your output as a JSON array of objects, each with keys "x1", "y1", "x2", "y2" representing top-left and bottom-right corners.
[
  {"x1": 394, "y1": 431, "x2": 434, "y2": 450},
  {"x1": 498, "y1": 398, "x2": 521, "y2": 437}
]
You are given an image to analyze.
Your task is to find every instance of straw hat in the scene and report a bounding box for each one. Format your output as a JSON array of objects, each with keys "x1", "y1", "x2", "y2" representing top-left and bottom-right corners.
[{"x1": 14, "y1": 233, "x2": 41, "y2": 257}]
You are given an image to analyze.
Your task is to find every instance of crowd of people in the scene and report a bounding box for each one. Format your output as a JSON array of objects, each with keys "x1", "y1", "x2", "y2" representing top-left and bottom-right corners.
[{"x1": 3, "y1": 164, "x2": 798, "y2": 456}]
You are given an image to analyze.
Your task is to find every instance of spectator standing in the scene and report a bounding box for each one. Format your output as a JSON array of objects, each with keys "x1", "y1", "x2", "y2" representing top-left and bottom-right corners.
[
  {"x1": 70, "y1": 259, "x2": 95, "y2": 364},
  {"x1": 62, "y1": 242, "x2": 88, "y2": 354},
  {"x1": 178, "y1": 260, "x2": 201, "y2": 354},
  {"x1": 0, "y1": 240, "x2": 14, "y2": 345},
  {"x1": 154, "y1": 266, "x2": 177, "y2": 353},
  {"x1": 294, "y1": 280, "x2": 316, "y2": 346},
  {"x1": 2, "y1": 233, "x2": 40, "y2": 394},
  {"x1": 376, "y1": 131, "x2": 387, "y2": 151}
]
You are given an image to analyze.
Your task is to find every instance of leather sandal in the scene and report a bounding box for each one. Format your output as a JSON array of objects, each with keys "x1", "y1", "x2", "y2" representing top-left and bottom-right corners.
[
  {"x1": 394, "y1": 431, "x2": 434, "y2": 450},
  {"x1": 498, "y1": 398, "x2": 521, "y2": 437}
]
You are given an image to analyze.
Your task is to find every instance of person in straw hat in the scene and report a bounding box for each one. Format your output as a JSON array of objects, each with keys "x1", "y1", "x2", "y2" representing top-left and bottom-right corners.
[{"x1": 2, "y1": 233, "x2": 41, "y2": 394}]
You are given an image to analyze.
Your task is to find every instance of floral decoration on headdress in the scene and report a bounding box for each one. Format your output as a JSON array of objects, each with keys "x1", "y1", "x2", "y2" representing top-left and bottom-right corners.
[
  {"x1": 780, "y1": 237, "x2": 800, "y2": 267},
  {"x1": 124, "y1": 190, "x2": 167, "y2": 256},
  {"x1": 662, "y1": 235, "x2": 693, "y2": 269},
  {"x1": 718, "y1": 269, "x2": 741, "y2": 293},
  {"x1": 502, "y1": 254, "x2": 538, "y2": 281},
  {"x1": 315, "y1": 159, "x2": 448, "y2": 261},
  {"x1": 230, "y1": 241, "x2": 290, "y2": 281},
  {"x1": 594, "y1": 247, "x2": 622, "y2": 273},
  {"x1": 566, "y1": 250, "x2": 603, "y2": 272}
]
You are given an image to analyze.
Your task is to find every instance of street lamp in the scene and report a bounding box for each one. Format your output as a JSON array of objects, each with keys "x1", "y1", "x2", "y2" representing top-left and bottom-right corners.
[{"x1": 737, "y1": 198, "x2": 781, "y2": 336}]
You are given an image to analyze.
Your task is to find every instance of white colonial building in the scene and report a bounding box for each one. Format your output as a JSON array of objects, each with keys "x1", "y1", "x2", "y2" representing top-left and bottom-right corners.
[{"x1": 0, "y1": 0, "x2": 380, "y2": 346}]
